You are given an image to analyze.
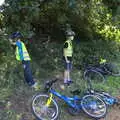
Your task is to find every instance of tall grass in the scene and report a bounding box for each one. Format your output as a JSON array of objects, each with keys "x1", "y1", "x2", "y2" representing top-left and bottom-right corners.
[{"x1": 0, "y1": 40, "x2": 120, "y2": 120}]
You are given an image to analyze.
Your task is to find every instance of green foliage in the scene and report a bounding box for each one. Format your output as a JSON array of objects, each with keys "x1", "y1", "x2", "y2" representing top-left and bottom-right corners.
[
  {"x1": 0, "y1": 31, "x2": 9, "y2": 54},
  {"x1": 0, "y1": 40, "x2": 120, "y2": 120},
  {"x1": 2, "y1": 0, "x2": 119, "y2": 41},
  {"x1": 73, "y1": 39, "x2": 120, "y2": 69},
  {"x1": 0, "y1": 88, "x2": 12, "y2": 101},
  {"x1": 0, "y1": 0, "x2": 120, "y2": 119},
  {"x1": 0, "y1": 12, "x2": 4, "y2": 27}
]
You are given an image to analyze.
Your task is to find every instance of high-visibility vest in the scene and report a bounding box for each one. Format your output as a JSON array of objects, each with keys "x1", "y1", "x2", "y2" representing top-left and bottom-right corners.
[
  {"x1": 15, "y1": 42, "x2": 31, "y2": 61},
  {"x1": 63, "y1": 40, "x2": 73, "y2": 57}
]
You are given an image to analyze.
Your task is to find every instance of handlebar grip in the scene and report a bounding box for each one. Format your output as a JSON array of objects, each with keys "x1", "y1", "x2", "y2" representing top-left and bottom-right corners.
[
  {"x1": 52, "y1": 78, "x2": 58, "y2": 83},
  {"x1": 44, "y1": 78, "x2": 58, "y2": 91}
]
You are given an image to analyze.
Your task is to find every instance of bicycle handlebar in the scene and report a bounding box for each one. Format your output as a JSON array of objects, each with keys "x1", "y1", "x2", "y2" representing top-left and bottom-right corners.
[{"x1": 44, "y1": 78, "x2": 58, "y2": 91}]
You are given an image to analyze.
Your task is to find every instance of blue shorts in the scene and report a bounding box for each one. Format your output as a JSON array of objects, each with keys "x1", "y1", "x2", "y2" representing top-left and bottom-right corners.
[{"x1": 64, "y1": 61, "x2": 72, "y2": 70}]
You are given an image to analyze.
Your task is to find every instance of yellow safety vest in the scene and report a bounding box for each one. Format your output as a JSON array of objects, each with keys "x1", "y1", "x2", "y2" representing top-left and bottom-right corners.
[
  {"x1": 63, "y1": 40, "x2": 73, "y2": 57},
  {"x1": 15, "y1": 42, "x2": 31, "y2": 61}
]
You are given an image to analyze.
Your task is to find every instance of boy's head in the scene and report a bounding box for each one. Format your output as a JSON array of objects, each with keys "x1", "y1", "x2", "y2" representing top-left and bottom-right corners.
[
  {"x1": 10, "y1": 32, "x2": 22, "y2": 41},
  {"x1": 66, "y1": 30, "x2": 75, "y2": 40}
]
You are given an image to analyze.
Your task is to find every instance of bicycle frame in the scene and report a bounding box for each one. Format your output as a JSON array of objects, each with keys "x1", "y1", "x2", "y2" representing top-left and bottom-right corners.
[
  {"x1": 32, "y1": 78, "x2": 109, "y2": 120},
  {"x1": 94, "y1": 91, "x2": 118, "y2": 105},
  {"x1": 46, "y1": 88, "x2": 82, "y2": 109},
  {"x1": 87, "y1": 89, "x2": 119, "y2": 106},
  {"x1": 42, "y1": 79, "x2": 108, "y2": 119},
  {"x1": 87, "y1": 66, "x2": 107, "y2": 75}
]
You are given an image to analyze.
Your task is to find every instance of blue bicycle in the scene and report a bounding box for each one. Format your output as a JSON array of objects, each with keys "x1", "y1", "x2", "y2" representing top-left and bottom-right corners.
[
  {"x1": 85, "y1": 73, "x2": 120, "y2": 114},
  {"x1": 83, "y1": 58, "x2": 120, "y2": 84},
  {"x1": 31, "y1": 79, "x2": 107, "y2": 120},
  {"x1": 87, "y1": 89, "x2": 120, "y2": 107}
]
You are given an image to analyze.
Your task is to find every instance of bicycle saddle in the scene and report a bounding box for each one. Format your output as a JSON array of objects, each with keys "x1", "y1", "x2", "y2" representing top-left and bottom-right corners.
[
  {"x1": 44, "y1": 79, "x2": 58, "y2": 91},
  {"x1": 70, "y1": 89, "x2": 81, "y2": 95}
]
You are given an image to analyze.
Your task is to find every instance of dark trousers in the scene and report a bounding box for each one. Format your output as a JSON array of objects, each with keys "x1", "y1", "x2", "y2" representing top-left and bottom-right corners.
[{"x1": 22, "y1": 60, "x2": 35, "y2": 86}]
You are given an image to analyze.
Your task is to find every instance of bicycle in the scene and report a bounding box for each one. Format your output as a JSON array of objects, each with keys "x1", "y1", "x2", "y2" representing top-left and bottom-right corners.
[
  {"x1": 87, "y1": 89, "x2": 120, "y2": 107},
  {"x1": 83, "y1": 64, "x2": 106, "y2": 84},
  {"x1": 31, "y1": 79, "x2": 107, "y2": 120},
  {"x1": 102, "y1": 62, "x2": 120, "y2": 76},
  {"x1": 83, "y1": 59, "x2": 120, "y2": 84},
  {"x1": 85, "y1": 74, "x2": 120, "y2": 109}
]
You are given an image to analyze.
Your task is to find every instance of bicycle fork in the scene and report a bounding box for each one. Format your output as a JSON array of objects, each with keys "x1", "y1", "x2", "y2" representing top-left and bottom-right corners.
[{"x1": 45, "y1": 93, "x2": 53, "y2": 107}]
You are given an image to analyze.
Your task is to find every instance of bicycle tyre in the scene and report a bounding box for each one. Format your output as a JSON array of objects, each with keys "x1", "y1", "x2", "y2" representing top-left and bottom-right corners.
[
  {"x1": 81, "y1": 94, "x2": 107, "y2": 119},
  {"x1": 84, "y1": 70, "x2": 106, "y2": 84},
  {"x1": 104, "y1": 63, "x2": 120, "y2": 76},
  {"x1": 32, "y1": 94, "x2": 59, "y2": 120}
]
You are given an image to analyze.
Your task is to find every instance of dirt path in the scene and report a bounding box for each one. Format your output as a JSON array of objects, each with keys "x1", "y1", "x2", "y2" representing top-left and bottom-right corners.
[
  {"x1": 8, "y1": 86, "x2": 120, "y2": 120},
  {"x1": 3, "y1": 78, "x2": 119, "y2": 120},
  {"x1": 103, "y1": 105, "x2": 120, "y2": 120}
]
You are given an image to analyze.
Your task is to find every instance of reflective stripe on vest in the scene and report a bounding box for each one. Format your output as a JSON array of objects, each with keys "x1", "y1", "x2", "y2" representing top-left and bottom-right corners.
[
  {"x1": 16, "y1": 42, "x2": 31, "y2": 61},
  {"x1": 63, "y1": 40, "x2": 73, "y2": 57}
]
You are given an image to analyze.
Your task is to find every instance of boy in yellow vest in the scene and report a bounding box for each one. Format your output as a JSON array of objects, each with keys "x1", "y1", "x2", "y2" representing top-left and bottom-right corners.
[
  {"x1": 63, "y1": 30, "x2": 75, "y2": 85},
  {"x1": 9, "y1": 32, "x2": 38, "y2": 89}
]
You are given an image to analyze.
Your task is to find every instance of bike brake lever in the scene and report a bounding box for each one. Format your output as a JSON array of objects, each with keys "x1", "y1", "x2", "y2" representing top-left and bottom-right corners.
[
  {"x1": 45, "y1": 78, "x2": 58, "y2": 88},
  {"x1": 52, "y1": 78, "x2": 58, "y2": 83}
]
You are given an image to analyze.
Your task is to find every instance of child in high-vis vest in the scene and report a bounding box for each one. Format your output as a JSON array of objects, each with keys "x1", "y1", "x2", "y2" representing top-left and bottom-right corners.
[
  {"x1": 9, "y1": 32, "x2": 38, "y2": 90},
  {"x1": 63, "y1": 30, "x2": 75, "y2": 85}
]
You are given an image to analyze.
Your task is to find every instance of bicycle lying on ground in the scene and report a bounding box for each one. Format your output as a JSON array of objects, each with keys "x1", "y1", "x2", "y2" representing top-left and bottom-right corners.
[
  {"x1": 83, "y1": 59, "x2": 120, "y2": 83},
  {"x1": 31, "y1": 79, "x2": 107, "y2": 120},
  {"x1": 85, "y1": 74, "x2": 120, "y2": 112},
  {"x1": 87, "y1": 89, "x2": 120, "y2": 107}
]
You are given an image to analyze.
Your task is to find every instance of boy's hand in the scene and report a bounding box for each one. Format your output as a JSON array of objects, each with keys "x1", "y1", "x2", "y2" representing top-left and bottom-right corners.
[{"x1": 66, "y1": 60, "x2": 70, "y2": 63}]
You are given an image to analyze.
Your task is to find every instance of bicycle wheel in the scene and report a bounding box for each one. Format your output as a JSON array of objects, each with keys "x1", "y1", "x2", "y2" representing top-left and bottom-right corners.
[
  {"x1": 84, "y1": 70, "x2": 106, "y2": 84},
  {"x1": 32, "y1": 94, "x2": 59, "y2": 120},
  {"x1": 81, "y1": 94, "x2": 107, "y2": 119},
  {"x1": 104, "y1": 63, "x2": 120, "y2": 76}
]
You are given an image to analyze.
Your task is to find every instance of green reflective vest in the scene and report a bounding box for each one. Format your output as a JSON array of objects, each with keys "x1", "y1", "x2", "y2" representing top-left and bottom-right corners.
[
  {"x1": 15, "y1": 42, "x2": 31, "y2": 61},
  {"x1": 63, "y1": 40, "x2": 73, "y2": 57}
]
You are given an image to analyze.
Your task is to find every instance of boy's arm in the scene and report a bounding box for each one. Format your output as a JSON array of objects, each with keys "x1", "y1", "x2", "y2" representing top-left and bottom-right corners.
[
  {"x1": 65, "y1": 56, "x2": 70, "y2": 63},
  {"x1": 64, "y1": 42, "x2": 70, "y2": 63}
]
